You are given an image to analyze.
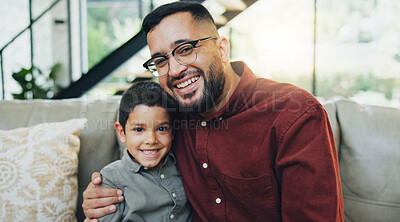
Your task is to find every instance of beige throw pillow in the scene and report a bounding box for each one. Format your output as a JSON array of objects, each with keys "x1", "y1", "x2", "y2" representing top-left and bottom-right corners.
[{"x1": 0, "y1": 118, "x2": 87, "y2": 222}]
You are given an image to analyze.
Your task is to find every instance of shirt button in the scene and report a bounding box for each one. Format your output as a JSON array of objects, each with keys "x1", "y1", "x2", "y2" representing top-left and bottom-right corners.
[
  {"x1": 202, "y1": 163, "x2": 208, "y2": 169},
  {"x1": 172, "y1": 193, "x2": 177, "y2": 198},
  {"x1": 201, "y1": 121, "x2": 207, "y2": 127},
  {"x1": 170, "y1": 214, "x2": 175, "y2": 219},
  {"x1": 216, "y1": 198, "x2": 222, "y2": 204},
  {"x1": 160, "y1": 174, "x2": 165, "y2": 179},
  {"x1": 218, "y1": 117, "x2": 223, "y2": 121}
]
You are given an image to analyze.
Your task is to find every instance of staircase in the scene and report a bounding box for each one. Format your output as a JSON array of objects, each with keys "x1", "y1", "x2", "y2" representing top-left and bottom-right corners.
[
  {"x1": 54, "y1": 0, "x2": 258, "y2": 99},
  {"x1": 0, "y1": 0, "x2": 258, "y2": 100}
]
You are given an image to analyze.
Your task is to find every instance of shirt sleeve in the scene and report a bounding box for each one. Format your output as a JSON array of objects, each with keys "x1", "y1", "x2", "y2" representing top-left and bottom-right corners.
[
  {"x1": 98, "y1": 168, "x2": 125, "y2": 222},
  {"x1": 275, "y1": 104, "x2": 344, "y2": 221}
]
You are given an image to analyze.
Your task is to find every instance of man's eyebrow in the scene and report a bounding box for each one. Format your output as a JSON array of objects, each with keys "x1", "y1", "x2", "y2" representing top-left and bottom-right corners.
[
  {"x1": 172, "y1": 39, "x2": 190, "y2": 47},
  {"x1": 150, "y1": 39, "x2": 191, "y2": 58},
  {"x1": 151, "y1": 52, "x2": 164, "y2": 58}
]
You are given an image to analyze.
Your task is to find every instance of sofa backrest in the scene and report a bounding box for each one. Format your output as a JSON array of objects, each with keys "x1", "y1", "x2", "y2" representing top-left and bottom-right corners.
[
  {"x1": 3, "y1": 97, "x2": 399, "y2": 221},
  {"x1": 0, "y1": 96, "x2": 122, "y2": 221},
  {"x1": 324, "y1": 99, "x2": 400, "y2": 221}
]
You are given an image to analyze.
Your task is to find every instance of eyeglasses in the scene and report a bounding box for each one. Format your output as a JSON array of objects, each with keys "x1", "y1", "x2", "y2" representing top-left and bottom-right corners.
[{"x1": 143, "y1": 36, "x2": 217, "y2": 77}]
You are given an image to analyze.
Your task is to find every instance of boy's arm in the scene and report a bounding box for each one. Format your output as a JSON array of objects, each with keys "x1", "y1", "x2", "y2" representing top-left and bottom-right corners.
[
  {"x1": 82, "y1": 172, "x2": 124, "y2": 221},
  {"x1": 97, "y1": 170, "x2": 125, "y2": 222}
]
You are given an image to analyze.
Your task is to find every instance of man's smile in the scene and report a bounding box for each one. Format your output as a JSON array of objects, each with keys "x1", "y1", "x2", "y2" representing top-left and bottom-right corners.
[
  {"x1": 170, "y1": 72, "x2": 203, "y2": 97},
  {"x1": 176, "y1": 76, "x2": 200, "y2": 89}
]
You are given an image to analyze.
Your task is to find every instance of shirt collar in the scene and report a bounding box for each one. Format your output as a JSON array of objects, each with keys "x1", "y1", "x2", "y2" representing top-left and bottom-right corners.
[
  {"x1": 122, "y1": 149, "x2": 176, "y2": 173},
  {"x1": 216, "y1": 61, "x2": 257, "y2": 119}
]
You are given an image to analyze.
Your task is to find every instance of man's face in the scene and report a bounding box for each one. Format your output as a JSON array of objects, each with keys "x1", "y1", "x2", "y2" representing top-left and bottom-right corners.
[{"x1": 147, "y1": 12, "x2": 225, "y2": 113}]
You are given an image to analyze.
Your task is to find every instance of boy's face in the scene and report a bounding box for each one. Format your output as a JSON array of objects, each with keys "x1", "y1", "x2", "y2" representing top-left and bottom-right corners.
[{"x1": 116, "y1": 105, "x2": 173, "y2": 168}]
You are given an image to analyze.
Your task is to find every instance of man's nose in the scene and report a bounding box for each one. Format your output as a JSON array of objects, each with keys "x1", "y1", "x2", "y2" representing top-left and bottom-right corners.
[{"x1": 168, "y1": 56, "x2": 187, "y2": 77}]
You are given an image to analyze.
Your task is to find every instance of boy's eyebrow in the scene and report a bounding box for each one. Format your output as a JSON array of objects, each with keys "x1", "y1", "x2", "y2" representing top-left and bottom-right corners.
[
  {"x1": 158, "y1": 121, "x2": 170, "y2": 125},
  {"x1": 129, "y1": 121, "x2": 144, "y2": 126}
]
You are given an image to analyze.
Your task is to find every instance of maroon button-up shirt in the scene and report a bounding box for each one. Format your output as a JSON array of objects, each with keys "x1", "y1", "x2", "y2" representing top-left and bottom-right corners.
[{"x1": 174, "y1": 62, "x2": 344, "y2": 222}]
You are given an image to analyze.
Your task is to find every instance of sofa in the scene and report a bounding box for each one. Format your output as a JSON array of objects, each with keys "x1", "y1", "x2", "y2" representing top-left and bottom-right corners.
[
  {"x1": 0, "y1": 96, "x2": 399, "y2": 221},
  {"x1": 322, "y1": 99, "x2": 400, "y2": 221}
]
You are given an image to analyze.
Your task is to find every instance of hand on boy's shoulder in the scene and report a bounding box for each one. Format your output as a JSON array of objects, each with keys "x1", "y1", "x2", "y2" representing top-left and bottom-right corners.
[{"x1": 82, "y1": 172, "x2": 124, "y2": 220}]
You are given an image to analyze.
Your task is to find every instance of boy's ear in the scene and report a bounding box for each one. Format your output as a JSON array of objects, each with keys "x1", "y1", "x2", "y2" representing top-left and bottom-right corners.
[{"x1": 115, "y1": 122, "x2": 126, "y2": 143}]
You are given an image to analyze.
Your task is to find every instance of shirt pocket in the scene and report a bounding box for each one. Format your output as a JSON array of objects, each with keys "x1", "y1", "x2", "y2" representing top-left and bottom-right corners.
[
  {"x1": 220, "y1": 172, "x2": 272, "y2": 199},
  {"x1": 220, "y1": 172, "x2": 278, "y2": 220}
]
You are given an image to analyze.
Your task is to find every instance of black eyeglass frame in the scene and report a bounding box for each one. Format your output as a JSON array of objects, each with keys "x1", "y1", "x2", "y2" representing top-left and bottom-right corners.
[{"x1": 143, "y1": 36, "x2": 217, "y2": 77}]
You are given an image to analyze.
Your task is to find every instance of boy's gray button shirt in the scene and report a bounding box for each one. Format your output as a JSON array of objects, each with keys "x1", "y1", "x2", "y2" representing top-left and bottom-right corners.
[{"x1": 99, "y1": 149, "x2": 193, "y2": 222}]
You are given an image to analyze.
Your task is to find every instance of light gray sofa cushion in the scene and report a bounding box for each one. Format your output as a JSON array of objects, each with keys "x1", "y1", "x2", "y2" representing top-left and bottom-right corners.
[
  {"x1": 0, "y1": 96, "x2": 122, "y2": 221},
  {"x1": 335, "y1": 99, "x2": 400, "y2": 222}
]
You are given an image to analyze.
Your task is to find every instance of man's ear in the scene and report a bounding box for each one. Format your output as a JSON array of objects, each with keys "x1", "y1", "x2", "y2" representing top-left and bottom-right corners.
[
  {"x1": 115, "y1": 122, "x2": 127, "y2": 143},
  {"x1": 217, "y1": 36, "x2": 231, "y2": 63}
]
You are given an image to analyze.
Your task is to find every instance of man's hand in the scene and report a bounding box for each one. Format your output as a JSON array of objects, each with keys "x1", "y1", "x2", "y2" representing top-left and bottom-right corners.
[{"x1": 82, "y1": 172, "x2": 124, "y2": 222}]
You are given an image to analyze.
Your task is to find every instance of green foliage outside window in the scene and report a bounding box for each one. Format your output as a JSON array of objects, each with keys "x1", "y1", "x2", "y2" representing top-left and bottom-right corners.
[
  {"x1": 317, "y1": 73, "x2": 398, "y2": 101},
  {"x1": 12, "y1": 64, "x2": 63, "y2": 99},
  {"x1": 86, "y1": 4, "x2": 142, "y2": 69}
]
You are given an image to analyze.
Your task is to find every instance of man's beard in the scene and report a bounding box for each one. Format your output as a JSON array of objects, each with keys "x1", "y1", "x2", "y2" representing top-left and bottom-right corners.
[{"x1": 169, "y1": 60, "x2": 225, "y2": 113}]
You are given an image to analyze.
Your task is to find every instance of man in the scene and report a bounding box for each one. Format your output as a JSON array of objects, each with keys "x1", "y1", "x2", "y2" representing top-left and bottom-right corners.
[{"x1": 83, "y1": 2, "x2": 344, "y2": 221}]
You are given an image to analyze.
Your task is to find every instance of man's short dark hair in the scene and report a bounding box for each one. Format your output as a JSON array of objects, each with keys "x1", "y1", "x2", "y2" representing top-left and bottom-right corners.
[
  {"x1": 142, "y1": 1, "x2": 215, "y2": 35},
  {"x1": 118, "y1": 81, "x2": 178, "y2": 132}
]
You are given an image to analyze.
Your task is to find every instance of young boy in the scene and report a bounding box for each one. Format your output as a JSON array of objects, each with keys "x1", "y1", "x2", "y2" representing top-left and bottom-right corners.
[{"x1": 98, "y1": 81, "x2": 192, "y2": 222}]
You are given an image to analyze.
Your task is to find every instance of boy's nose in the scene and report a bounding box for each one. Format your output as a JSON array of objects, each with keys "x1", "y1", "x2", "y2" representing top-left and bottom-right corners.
[{"x1": 145, "y1": 131, "x2": 158, "y2": 144}]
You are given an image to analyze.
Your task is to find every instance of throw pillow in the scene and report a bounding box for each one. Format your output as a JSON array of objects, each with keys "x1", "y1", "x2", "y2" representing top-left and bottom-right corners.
[{"x1": 0, "y1": 118, "x2": 87, "y2": 222}]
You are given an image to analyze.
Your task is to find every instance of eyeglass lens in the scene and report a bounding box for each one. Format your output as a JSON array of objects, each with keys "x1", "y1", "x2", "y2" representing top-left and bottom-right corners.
[{"x1": 148, "y1": 43, "x2": 197, "y2": 77}]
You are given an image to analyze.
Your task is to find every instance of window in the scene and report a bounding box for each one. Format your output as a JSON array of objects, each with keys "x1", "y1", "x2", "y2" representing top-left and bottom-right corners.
[{"x1": 221, "y1": 0, "x2": 400, "y2": 107}]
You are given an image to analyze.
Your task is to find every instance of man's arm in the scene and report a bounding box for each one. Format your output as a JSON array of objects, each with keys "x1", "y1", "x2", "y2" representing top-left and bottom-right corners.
[
  {"x1": 82, "y1": 172, "x2": 124, "y2": 222},
  {"x1": 276, "y1": 104, "x2": 344, "y2": 221}
]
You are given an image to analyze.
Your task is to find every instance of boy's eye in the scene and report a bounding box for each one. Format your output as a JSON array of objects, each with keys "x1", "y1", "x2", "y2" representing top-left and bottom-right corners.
[
  {"x1": 134, "y1": 127, "x2": 144, "y2": 132},
  {"x1": 158, "y1": 126, "x2": 169, "y2": 132}
]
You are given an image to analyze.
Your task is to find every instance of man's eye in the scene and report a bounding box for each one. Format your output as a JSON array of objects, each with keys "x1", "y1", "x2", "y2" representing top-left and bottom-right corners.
[
  {"x1": 177, "y1": 45, "x2": 194, "y2": 56},
  {"x1": 154, "y1": 57, "x2": 168, "y2": 67}
]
